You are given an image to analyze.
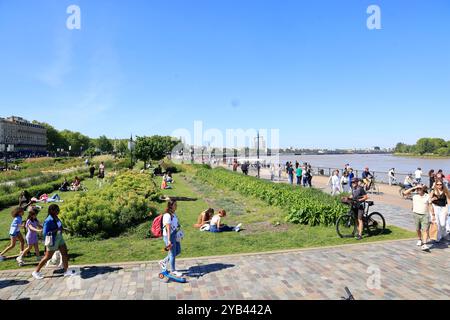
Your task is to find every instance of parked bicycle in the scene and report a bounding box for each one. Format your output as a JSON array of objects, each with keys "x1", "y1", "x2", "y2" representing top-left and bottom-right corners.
[
  {"x1": 398, "y1": 182, "x2": 419, "y2": 199},
  {"x1": 336, "y1": 199, "x2": 386, "y2": 238}
]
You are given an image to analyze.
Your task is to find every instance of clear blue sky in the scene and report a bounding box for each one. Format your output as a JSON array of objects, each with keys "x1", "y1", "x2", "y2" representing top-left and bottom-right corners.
[{"x1": 1, "y1": 0, "x2": 449, "y2": 148}]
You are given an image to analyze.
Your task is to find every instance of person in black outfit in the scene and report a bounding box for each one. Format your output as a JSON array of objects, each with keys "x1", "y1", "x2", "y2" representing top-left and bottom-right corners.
[{"x1": 89, "y1": 164, "x2": 96, "y2": 178}]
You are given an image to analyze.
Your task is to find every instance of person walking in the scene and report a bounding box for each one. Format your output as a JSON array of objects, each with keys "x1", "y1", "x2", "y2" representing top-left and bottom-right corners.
[
  {"x1": 287, "y1": 164, "x2": 294, "y2": 185},
  {"x1": 270, "y1": 164, "x2": 275, "y2": 181},
  {"x1": 329, "y1": 170, "x2": 341, "y2": 196},
  {"x1": 415, "y1": 167, "x2": 423, "y2": 184},
  {"x1": 388, "y1": 168, "x2": 397, "y2": 186},
  {"x1": 307, "y1": 164, "x2": 313, "y2": 187},
  {"x1": 341, "y1": 171, "x2": 350, "y2": 193},
  {"x1": 158, "y1": 200, "x2": 183, "y2": 277},
  {"x1": 89, "y1": 164, "x2": 96, "y2": 179},
  {"x1": 428, "y1": 169, "x2": 435, "y2": 189},
  {"x1": 278, "y1": 164, "x2": 282, "y2": 181},
  {"x1": 403, "y1": 185, "x2": 432, "y2": 251},
  {"x1": 429, "y1": 180, "x2": 450, "y2": 242},
  {"x1": 348, "y1": 168, "x2": 355, "y2": 187},
  {"x1": 98, "y1": 161, "x2": 105, "y2": 179},
  {"x1": 32, "y1": 204, "x2": 75, "y2": 279},
  {"x1": 0, "y1": 208, "x2": 25, "y2": 262},
  {"x1": 295, "y1": 165, "x2": 303, "y2": 186}
]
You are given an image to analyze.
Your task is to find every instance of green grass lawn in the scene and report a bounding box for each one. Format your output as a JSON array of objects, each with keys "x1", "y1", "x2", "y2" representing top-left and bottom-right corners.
[{"x1": 0, "y1": 170, "x2": 415, "y2": 271}]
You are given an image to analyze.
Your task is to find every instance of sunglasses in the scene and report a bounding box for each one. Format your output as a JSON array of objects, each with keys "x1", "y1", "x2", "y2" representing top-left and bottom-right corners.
[{"x1": 436, "y1": 184, "x2": 443, "y2": 186}]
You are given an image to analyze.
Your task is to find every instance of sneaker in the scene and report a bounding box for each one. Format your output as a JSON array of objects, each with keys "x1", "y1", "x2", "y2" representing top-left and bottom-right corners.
[
  {"x1": 416, "y1": 240, "x2": 423, "y2": 246},
  {"x1": 63, "y1": 269, "x2": 76, "y2": 277},
  {"x1": 32, "y1": 271, "x2": 44, "y2": 280},
  {"x1": 172, "y1": 271, "x2": 183, "y2": 277},
  {"x1": 421, "y1": 244, "x2": 430, "y2": 251},
  {"x1": 355, "y1": 235, "x2": 362, "y2": 240},
  {"x1": 234, "y1": 223, "x2": 242, "y2": 231},
  {"x1": 16, "y1": 256, "x2": 23, "y2": 264},
  {"x1": 158, "y1": 259, "x2": 167, "y2": 270}
]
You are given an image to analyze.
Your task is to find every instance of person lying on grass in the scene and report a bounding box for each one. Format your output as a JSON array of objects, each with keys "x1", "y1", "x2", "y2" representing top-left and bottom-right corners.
[
  {"x1": 193, "y1": 208, "x2": 214, "y2": 228},
  {"x1": 0, "y1": 207, "x2": 25, "y2": 261},
  {"x1": 209, "y1": 209, "x2": 242, "y2": 233}
]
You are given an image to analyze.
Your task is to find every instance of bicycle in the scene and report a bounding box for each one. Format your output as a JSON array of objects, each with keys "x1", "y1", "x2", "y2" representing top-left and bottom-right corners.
[
  {"x1": 398, "y1": 182, "x2": 419, "y2": 199},
  {"x1": 364, "y1": 178, "x2": 380, "y2": 195},
  {"x1": 336, "y1": 199, "x2": 386, "y2": 238}
]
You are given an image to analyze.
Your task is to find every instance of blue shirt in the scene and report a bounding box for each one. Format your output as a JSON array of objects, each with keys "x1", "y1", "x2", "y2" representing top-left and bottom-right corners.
[
  {"x1": 9, "y1": 216, "x2": 22, "y2": 235},
  {"x1": 42, "y1": 215, "x2": 62, "y2": 237}
]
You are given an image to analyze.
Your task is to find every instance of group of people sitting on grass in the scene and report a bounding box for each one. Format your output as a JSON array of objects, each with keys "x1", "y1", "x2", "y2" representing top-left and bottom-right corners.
[
  {"x1": 161, "y1": 172, "x2": 174, "y2": 190},
  {"x1": 193, "y1": 208, "x2": 242, "y2": 232},
  {"x1": 0, "y1": 204, "x2": 75, "y2": 279},
  {"x1": 59, "y1": 176, "x2": 85, "y2": 192},
  {"x1": 19, "y1": 191, "x2": 63, "y2": 210}
]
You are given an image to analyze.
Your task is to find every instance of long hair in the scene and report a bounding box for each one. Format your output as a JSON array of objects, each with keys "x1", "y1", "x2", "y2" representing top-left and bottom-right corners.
[
  {"x1": 27, "y1": 207, "x2": 38, "y2": 222},
  {"x1": 11, "y1": 207, "x2": 24, "y2": 218},
  {"x1": 432, "y1": 179, "x2": 450, "y2": 198},
  {"x1": 165, "y1": 199, "x2": 177, "y2": 214},
  {"x1": 48, "y1": 204, "x2": 60, "y2": 217}
]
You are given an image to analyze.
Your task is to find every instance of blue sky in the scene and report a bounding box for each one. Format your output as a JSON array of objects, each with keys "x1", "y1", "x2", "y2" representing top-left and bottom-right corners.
[{"x1": 1, "y1": 0, "x2": 449, "y2": 148}]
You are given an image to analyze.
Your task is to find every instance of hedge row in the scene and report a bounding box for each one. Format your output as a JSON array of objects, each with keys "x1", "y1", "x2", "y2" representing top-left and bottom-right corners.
[{"x1": 195, "y1": 167, "x2": 347, "y2": 226}]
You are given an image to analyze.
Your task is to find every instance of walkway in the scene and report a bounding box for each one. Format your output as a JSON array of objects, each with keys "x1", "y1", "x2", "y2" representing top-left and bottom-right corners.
[{"x1": 0, "y1": 239, "x2": 448, "y2": 300}]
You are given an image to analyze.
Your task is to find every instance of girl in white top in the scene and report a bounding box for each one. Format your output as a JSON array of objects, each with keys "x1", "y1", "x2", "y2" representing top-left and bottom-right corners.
[
  {"x1": 210, "y1": 210, "x2": 242, "y2": 232},
  {"x1": 159, "y1": 200, "x2": 182, "y2": 276}
]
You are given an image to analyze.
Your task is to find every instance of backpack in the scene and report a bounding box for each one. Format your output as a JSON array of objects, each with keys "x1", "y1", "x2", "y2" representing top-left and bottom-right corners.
[{"x1": 151, "y1": 213, "x2": 165, "y2": 238}]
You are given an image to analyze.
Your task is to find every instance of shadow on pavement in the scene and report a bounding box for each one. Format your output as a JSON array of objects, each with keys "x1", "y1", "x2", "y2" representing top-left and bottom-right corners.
[
  {"x1": 79, "y1": 266, "x2": 123, "y2": 279},
  {"x1": 182, "y1": 263, "x2": 235, "y2": 278},
  {"x1": 0, "y1": 279, "x2": 29, "y2": 289}
]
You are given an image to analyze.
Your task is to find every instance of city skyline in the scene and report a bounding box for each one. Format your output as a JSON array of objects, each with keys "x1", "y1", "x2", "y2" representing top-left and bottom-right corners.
[{"x1": 1, "y1": 0, "x2": 449, "y2": 149}]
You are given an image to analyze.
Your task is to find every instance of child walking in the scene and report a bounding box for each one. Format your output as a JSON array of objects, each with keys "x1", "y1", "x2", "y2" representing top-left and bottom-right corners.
[
  {"x1": 0, "y1": 207, "x2": 25, "y2": 262},
  {"x1": 17, "y1": 207, "x2": 43, "y2": 266}
]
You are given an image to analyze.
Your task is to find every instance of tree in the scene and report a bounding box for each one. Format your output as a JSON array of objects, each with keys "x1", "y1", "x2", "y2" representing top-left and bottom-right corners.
[
  {"x1": 32, "y1": 121, "x2": 67, "y2": 152},
  {"x1": 96, "y1": 135, "x2": 114, "y2": 153},
  {"x1": 415, "y1": 138, "x2": 435, "y2": 155},
  {"x1": 60, "y1": 130, "x2": 91, "y2": 155},
  {"x1": 135, "y1": 135, "x2": 180, "y2": 168}
]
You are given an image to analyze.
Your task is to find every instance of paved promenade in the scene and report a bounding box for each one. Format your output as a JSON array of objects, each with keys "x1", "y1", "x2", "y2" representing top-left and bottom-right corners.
[{"x1": 1, "y1": 239, "x2": 448, "y2": 300}]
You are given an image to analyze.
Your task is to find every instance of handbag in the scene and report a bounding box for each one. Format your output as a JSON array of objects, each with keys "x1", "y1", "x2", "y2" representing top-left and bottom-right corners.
[
  {"x1": 44, "y1": 233, "x2": 54, "y2": 246},
  {"x1": 429, "y1": 222, "x2": 438, "y2": 241}
]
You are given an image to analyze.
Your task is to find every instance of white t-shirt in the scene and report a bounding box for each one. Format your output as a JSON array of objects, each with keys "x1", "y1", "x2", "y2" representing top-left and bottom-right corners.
[
  {"x1": 415, "y1": 170, "x2": 422, "y2": 179},
  {"x1": 162, "y1": 213, "x2": 179, "y2": 237},
  {"x1": 412, "y1": 194, "x2": 430, "y2": 215},
  {"x1": 210, "y1": 215, "x2": 221, "y2": 226},
  {"x1": 331, "y1": 175, "x2": 340, "y2": 187}
]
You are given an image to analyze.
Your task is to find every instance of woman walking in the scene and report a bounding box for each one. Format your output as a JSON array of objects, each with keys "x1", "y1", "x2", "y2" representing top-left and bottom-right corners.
[
  {"x1": 158, "y1": 200, "x2": 183, "y2": 277},
  {"x1": 428, "y1": 169, "x2": 435, "y2": 189},
  {"x1": 429, "y1": 180, "x2": 450, "y2": 242},
  {"x1": 32, "y1": 204, "x2": 75, "y2": 279}
]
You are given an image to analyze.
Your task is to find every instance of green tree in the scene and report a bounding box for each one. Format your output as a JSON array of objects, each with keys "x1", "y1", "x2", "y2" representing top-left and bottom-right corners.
[
  {"x1": 135, "y1": 135, "x2": 180, "y2": 168},
  {"x1": 414, "y1": 138, "x2": 435, "y2": 155},
  {"x1": 32, "y1": 121, "x2": 67, "y2": 152},
  {"x1": 60, "y1": 130, "x2": 91, "y2": 155},
  {"x1": 96, "y1": 135, "x2": 114, "y2": 153}
]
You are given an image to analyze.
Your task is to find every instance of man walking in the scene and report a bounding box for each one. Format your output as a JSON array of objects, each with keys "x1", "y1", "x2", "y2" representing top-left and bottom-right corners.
[{"x1": 403, "y1": 185, "x2": 431, "y2": 251}]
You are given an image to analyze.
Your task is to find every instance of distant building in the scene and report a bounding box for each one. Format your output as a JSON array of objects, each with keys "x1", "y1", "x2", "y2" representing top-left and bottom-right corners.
[{"x1": 0, "y1": 116, "x2": 47, "y2": 153}]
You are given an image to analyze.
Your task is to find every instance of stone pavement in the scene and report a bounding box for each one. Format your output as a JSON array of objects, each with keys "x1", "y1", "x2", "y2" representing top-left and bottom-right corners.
[{"x1": 0, "y1": 239, "x2": 448, "y2": 300}]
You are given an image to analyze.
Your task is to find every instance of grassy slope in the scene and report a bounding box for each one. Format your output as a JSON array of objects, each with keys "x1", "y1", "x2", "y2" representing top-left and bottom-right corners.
[{"x1": 0, "y1": 171, "x2": 415, "y2": 271}]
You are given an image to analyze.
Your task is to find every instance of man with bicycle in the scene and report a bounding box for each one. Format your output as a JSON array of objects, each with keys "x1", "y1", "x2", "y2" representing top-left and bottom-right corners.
[
  {"x1": 345, "y1": 178, "x2": 369, "y2": 240},
  {"x1": 361, "y1": 167, "x2": 374, "y2": 191}
]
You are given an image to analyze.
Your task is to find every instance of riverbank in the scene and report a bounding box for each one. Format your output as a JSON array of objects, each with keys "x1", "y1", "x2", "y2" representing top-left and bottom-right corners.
[{"x1": 393, "y1": 153, "x2": 450, "y2": 159}]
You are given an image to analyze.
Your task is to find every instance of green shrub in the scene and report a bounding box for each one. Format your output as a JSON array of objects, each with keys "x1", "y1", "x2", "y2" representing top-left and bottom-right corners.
[
  {"x1": 194, "y1": 167, "x2": 347, "y2": 226},
  {"x1": 60, "y1": 171, "x2": 160, "y2": 238}
]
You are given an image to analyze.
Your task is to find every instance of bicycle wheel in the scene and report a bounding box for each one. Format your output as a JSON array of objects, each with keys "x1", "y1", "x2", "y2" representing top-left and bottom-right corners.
[
  {"x1": 336, "y1": 214, "x2": 356, "y2": 238},
  {"x1": 367, "y1": 212, "x2": 385, "y2": 236}
]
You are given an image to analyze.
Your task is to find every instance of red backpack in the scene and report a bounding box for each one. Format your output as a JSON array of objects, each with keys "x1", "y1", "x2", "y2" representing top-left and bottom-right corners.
[{"x1": 151, "y1": 213, "x2": 164, "y2": 238}]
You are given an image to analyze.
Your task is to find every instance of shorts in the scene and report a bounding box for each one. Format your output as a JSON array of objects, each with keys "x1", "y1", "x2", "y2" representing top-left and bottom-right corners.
[
  {"x1": 47, "y1": 232, "x2": 65, "y2": 252},
  {"x1": 413, "y1": 213, "x2": 429, "y2": 231},
  {"x1": 9, "y1": 231, "x2": 21, "y2": 238},
  {"x1": 352, "y1": 207, "x2": 364, "y2": 220}
]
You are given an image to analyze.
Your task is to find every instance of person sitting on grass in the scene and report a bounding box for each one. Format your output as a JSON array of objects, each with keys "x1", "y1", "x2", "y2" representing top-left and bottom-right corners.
[
  {"x1": 0, "y1": 207, "x2": 25, "y2": 262},
  {"x1": 71, "y1": 176, "x2": 81, "y2": 191},
  {"x1": 16, "y1": 207, "x2": 43, "y2": 266},
  {"x1": 161, "y1": 176, "x2": 172, "y2": 190},
  {"x1": 18, "y1": 190, "x2": 34, "y2": 210},
  {"x1": 209, "y1": 209, "x2": 242, "y2": 233},
  {"x1": 59, "y1": 178, "x2": 70, "y2": 192},
  {"x1": 193, "y1": 208, "x2": 214, "y2": 229}
]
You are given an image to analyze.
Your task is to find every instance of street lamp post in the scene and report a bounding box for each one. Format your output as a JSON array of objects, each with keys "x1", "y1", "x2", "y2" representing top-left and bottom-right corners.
[
  {"x1": 201, "y1": 147, "x2": 205, "y2": 164},
  {"x1": 128, "y1": 134, "x2": 135, "y2": 169},
  {"x1": 257, "y1": 131, "x2": 260, "y2": 178}
]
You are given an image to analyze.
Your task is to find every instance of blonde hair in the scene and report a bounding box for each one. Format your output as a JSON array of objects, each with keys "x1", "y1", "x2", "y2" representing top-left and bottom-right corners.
[
  {"x1": 432, "y1": 179, "x2": 450, "y2": 198},
  {"x1": 218, "y1": 209, "x2": 227, "y2": 217}
]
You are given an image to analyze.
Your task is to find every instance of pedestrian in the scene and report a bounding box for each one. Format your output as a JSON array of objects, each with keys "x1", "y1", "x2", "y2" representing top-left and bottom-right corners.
[
  {"x1": 307, "y1": 164, "x2": 313, "y2": 187},
  {"x1": 403, "y1": 185, "x2": 431, "y2": 251},
  {"x1": 328, "y1": 170, "x2": 341, "y2": 196},
  {"x1": 287, "y1": 164, "x2": 294, "y2": 185},
  {"x1": 89, "y1": 164, "x2": 96, "y2": 179},
  {"x1": 302, "y1": 163, "x2": 309, "y2": 187},
  {"x1": 429, "y1": 180, "x2": 450, "y2": 242},
  {"x1": 428, "y1": 169, "x2": 435, "y2": 189},
  {"x1": 278, "y1": 164, "x2": 282, "y2": 180},
  {"x1": 270, "y1": 164, "x2": 275, "y2": 181},
  {"x1": 158, "y1": 200, "x2": 183, "y2": 277},
  {"x1": 414, "y1": 167, "x2": 423, "y2": 184},
  {"x1": 32, "y1": 204, "x2": 75, "y2": 279},
  {"x1": 295, "y1": 164, "x2": 302, "y2": 186},
  {"x1": 348, "y1": 168, "x2": 355, "y2": 187},
  {"x1": 388, "y1": 168, "x2": 397, "y2": 186},
  {"x1": 341, "y1": 171, "x2": 350, "y2": 193},
  {"x1": 98, "y1": 161, "x2": 105, "y2": 179},
  {"x1": 0, "y1": 207, "x2": 25, "y2": 262},
  {"x1": 17, "y1": 207, "x2": 43, "y2": 265}
]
